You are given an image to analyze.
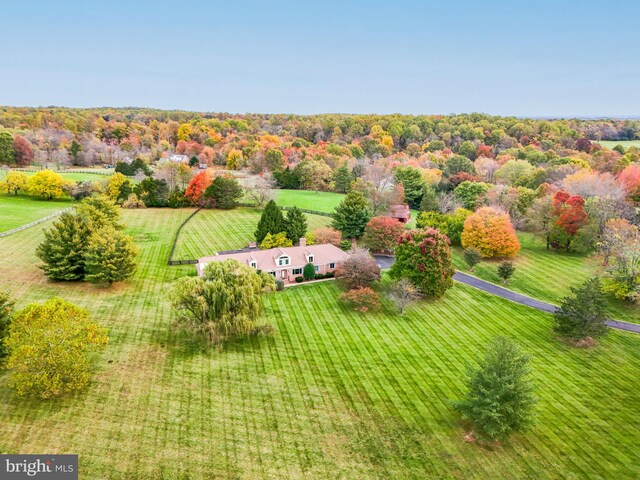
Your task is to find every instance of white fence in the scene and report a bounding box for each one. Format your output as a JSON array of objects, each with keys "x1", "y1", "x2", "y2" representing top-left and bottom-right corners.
[{"x1": 0, "y1": 208, "x2": 72, "y2": 239}]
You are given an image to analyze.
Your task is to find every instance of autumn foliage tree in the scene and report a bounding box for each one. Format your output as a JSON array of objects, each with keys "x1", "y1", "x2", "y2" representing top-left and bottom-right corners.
[
  {"x1": 184, "y1": 170, "x2": 212, "y2": 205},
  {"x1": 389, "y1": 228, "x2": 455, "y2": 297},
  {"x1": 363, "y1": 216, "x2": 405, "y2": 253},
  {"x1": 461, "y1": 207, "x2": 521, "y2": 258},
  {"x1": 339, "y1": 287, "x2": 381, "y2": 313},
  {"x1": 12, "y1": 135, "x2": 34, "y2": 166},
  {"x1": 548, "y1": 190, "x2": 589, "y2": 250},
  {"x1": 618, "y1": 164, "x2": 640, "y2": 201},
  {"x1": 335, "y1": 248, "x2": 381, "y2": 289},
  {"x1": 313, "y1": 227, "x2": 342, "y2": 247}
]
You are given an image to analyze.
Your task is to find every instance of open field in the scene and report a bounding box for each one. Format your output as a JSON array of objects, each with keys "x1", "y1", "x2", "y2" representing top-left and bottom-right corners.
[
  {"x1": 0, "y1": 194, "x2": 72, "y2": 232},
  {"x1": 273, "y1": 189, "x2": 345, "y2": 212},
  {"x1": 0, "y1": 208, "x2": 639, "y2": 479},
  {"x1": 452, "y1": 232, "x2": 640, "y2": 324},
  {"x1": 597, "y1": 140, "x2": 640, "y2": 149},
  {"x1": 0, "y1": 169, "x2": 112, "y2": 183},
  {"x1": 173, "y1": 207, "x2": 331, "y2": 260}
]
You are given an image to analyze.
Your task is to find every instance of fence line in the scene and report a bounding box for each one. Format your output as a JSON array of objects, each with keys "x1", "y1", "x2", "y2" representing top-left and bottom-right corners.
[
  {"x1": 167, "y1": 207, "x2": 203, "y2": 265},
  {"x1": 0, "y1": 207, "x2": 73, "y2": 239}
]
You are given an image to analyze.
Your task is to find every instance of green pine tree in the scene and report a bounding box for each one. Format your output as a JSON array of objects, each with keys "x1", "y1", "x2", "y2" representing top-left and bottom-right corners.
[
  {"x1": 454, "y1": 337, "x2": 536, "y2": 442},
  {"x1": 333, "y1": 163, "x2": 353, "y2": 193},
  {"x1": 36, "y1": 212, "x2": 92, "y2": 281},
  {"x1": 0, "y1": 131, "x2": 15, "y2": 165},
  {"x1": 331, "y1": 190, "x2": 371, "y2": 240},
  {"x1": 204, "y1": 176, "x2": 243, "y2": 209},
  {"x1": 84, "y1": 226, "x2": 139, "y2": 286},
  {"x1": 285, "y1": 207, "x2": 308, "y2": 243},
  {"x1": 554, "y1": 278, "x2": 608, "y2": 341},
  {"x1": 255, "y1": 200, "x2": 285, "y2": 243},
  {"x1": 419, "y1": 185, "x2": 439, "y2": 212}
]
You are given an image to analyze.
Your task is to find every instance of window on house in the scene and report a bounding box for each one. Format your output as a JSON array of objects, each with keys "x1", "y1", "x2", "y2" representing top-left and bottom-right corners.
[
  {"x1": 329, "y1": 263, "x2": 335, "y2": 269},
  {"x1": 308, "y1": 255, "x2": 314, "y2": 263},
  {"x1": 314, "y1": 265, "x2": 320, "y2": 272},
  {"x1": 278, "y1": 256, "x2": 290, "y2": 266},
  {"x1": 250, "y1": 261, "x2": 257, "y2": 268},
  {"x1": 292, "y1": 268, "x2": 302, "y2": 275}
]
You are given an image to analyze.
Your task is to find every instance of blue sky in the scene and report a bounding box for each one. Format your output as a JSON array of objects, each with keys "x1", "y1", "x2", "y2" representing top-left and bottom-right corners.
[{"x1": 1, "y1": 0, "x2": 639, "y2": 116}]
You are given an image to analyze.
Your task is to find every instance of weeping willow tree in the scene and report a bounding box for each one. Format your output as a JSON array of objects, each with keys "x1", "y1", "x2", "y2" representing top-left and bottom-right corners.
[{"x1": 170, "y1": 259, "x2": 276, "y2": 345}]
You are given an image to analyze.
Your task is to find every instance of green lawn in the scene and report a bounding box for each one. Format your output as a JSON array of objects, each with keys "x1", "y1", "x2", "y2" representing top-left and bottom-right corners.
[
  {"x1": 452, "y1": 231, "x2": 640, "y2": 324},
  {"x1": 0, "y1": 194, "x2": 72, "y2": 232},
  {"x1": 172, "y1": 207, "x2": 331, "y2": 260},
  {"x1": 0, "y1": 208, "x2": 639, "y2": 478},
  {"x1": 273, "y1": 189, "x2": 345, "y2": 212},
  {"x1": 597, "y1": 140, "x2": 640, "y2": 149}
]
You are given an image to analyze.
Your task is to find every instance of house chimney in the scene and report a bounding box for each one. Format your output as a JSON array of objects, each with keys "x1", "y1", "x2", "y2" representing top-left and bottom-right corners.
[
  {"x1": 299, "y1": 237, "x2": 306, "y2": 247},
  {"x1": 248, "y1": 241, "x2": 257, "y2": 249}
]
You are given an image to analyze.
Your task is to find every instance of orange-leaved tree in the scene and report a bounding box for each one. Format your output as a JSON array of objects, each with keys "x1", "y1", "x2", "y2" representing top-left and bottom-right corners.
[
  {"x1": 184, "y1": 170, "x2": 212, "y2": 205},
  {"x1": 461, "y1": 207, "x2": 520, "y2": 257}
]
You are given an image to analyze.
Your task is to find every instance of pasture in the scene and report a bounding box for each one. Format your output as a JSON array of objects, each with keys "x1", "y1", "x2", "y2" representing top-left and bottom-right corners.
[
  {"x1": 172, "y1": 207, "x2": 332, "y2": 260},
  {"x1": 0, "y1": 168, "x2": 112, "y2": 183},
  {"x1": 0, "y1": 208, "x2": 639, "y2": 479},
  {"x1": 598, "y1": 140, "x2": 640, "y2": 149},
  {"x1": 273, "y1": 189, "x2": 344, "y2": 212},
  {"x1": 452, "y1": 232, "x2": 640, "y2": 324},
  {"x1": 0, "y1": 194, "x2": 72, "y2": 232}
]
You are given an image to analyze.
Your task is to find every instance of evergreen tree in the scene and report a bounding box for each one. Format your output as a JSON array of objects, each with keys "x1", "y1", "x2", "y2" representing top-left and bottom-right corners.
[
  {"x1": 419, "y1": 185, "x2": 439, "y2": 212},
  {"x1": 454, "y1": 337, "x2": 536, "y2": 442},
  {"x1": 497, "y1": 261, "x2": 515, "y2": 284},
  {"x1": 333, "y1": 163, "x2": 353, "y2": 193},
  {"x1": 255, "y1": 200, "x2": 285, "y2": 243},
  {"x1": 554, "y1": 278, "x2": 608, "y2": 341},
  {"x1": 134, "y1": 177, "x2": 169, "y2": 207},
  {"x1": 36, "y1": 212, "x2": 92, "y2": 281},
  {"x1": 84, "y1": 226, "x2": 139, "y2": 286},
  {"x1": 393, "y1": 166, "x2": 426, "y2": 208},
  {"x1": 204, "y1": 176, "x2": 243, "y2": 209},
  {"x1": 273, "y1": 167, "x2": 300, "y2": 189},
  {"x1": 284, "y1": 207, "x2": 308, "y2": 243},
  {"x1": 0, "y1": 131, "x2": 15, "y2": 165},
  {"x1": 331, "y1": 190, "x2": 371, "y2": 240}
]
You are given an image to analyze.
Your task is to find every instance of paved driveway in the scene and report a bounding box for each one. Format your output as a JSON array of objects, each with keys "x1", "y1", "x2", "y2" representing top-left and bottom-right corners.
[{"x1": 373, "y1": 255, "x2": 640, "y2": 335}]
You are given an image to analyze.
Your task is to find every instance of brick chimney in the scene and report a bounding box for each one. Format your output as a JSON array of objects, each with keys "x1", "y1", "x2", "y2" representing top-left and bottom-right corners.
[{"x1": 299, "y1": 237, "x2": 306, "y2": 247}]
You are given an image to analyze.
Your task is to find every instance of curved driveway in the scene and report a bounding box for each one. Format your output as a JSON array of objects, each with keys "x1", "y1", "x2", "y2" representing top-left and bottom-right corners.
[{"x1": 373, "y1": 255, "x2": 640, "y2": 335}]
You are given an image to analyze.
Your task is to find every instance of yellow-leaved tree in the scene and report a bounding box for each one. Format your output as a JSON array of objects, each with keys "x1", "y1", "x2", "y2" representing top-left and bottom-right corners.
[
  {"x1": 26, "y1": 169, "x2": 68, "y2": 199},
  {"x1": 0, "y1": 171, "x2": 28, "y2": 195}
]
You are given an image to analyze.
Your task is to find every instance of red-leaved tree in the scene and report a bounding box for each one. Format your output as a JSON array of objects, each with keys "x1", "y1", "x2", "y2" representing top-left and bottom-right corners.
[
  {"x1": 553, "y1": 190, "x2": 588, "y2": 235},
  {"x1": 363, "y1": 216, "x2": 405, "y2": 253},
  {"x1": 184, "y1": 171, "x2": 212, "y2": 205},
  {"x1": 313, "y1": 227, "x2": 342, "y2": 247},
  {"x1": 13, "y1": 135, "x2": 34, "y2": 167}
]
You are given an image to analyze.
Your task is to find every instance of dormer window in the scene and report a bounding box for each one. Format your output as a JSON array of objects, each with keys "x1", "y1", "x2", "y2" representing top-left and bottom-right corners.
[
  {"x1": 307, "y1": 255, "x2": 314, "y2": 263},
  {"x1": 250, "y1": 260, "x2": 257, "y2": 268},
  {"x1": 278, "y1": 256, "x2": 290, "y2": 266}
]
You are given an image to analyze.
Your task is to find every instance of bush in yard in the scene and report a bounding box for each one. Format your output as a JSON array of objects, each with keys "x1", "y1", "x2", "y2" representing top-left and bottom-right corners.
[
  {"x1": 84, "y1": 225, "x2": 139, "y2": 286},
  {"x1": 260, "y1": 232, "x2": 293, "y2": 249},
  {"x1": 122, "y1": 193, "x2": 147, "y2": 209},
  {"x1": 461, "y1": 207, "x2": 520, "y2": 257},
  {"x1": 363, "y1": 216, "x2": 405, "y2": 253},
  {"x1": 312, "y1": 227, "x2": 342, "y2": 247},
  {"x1": 295, "y1": 276, "x2": 304, "y2": 283},
  {"x1": 339, "y1": 287, "x2": 381, "y2": 313},
  {"x1": 387, "y1": 278, "x2": 421, "y2": 314},
  {"x1": 554, "y1": 278, "x2": 608, "y2": 343},
  {"x1": 453, "y1": 337, "x2": 536, "y2": 442},
  {"x1": 255, "y1": 200, "x2": 285, "y2": 244},
  {"x1": 463, "y1": 248, "x2": 482, "y2": 271},
  {"x1": 170, "y1": 259, "x2": 275, "y2": 345},
  {"x1": 0, "y1": 290, "x2": 15, "y2": 365},
  {"x1": 497, "y1": 261, "x2": 515, "y2": 284},
  {"x1": 335, "y1": 247, "x2": 381, "y2": 289},
  {"x1": 5, "y1": 298, "x2": 109, "y2": 398},
  {"x1": 389, "y1": 228, "x2": 454, "y2": 297},
  {"x1": 303, "y1": 262, "x2": 316, "y2": 281},
  {"x1": 275, "y1": 280, "x2": 285, "y2": 291}
]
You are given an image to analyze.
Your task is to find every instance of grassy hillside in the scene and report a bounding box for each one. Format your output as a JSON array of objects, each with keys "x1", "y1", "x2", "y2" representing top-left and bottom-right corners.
[
  {"x1": 452, "y1": 232, "x2": 640, "y2": 324},
  {"x1": 598, "y1": 140, "x2": 640, "y2": 149},
  {"x1": 0, "y1": 208, "x2": 639, "y2": 479}
]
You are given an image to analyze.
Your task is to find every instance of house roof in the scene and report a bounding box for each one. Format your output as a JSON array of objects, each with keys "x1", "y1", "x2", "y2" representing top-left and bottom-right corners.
[
  {"x1": 197, "y1": 243, "x2": 348, "y2": 274},
  {"x1": 390, "y1": 204, "x2": 410, "y2": 219}
]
